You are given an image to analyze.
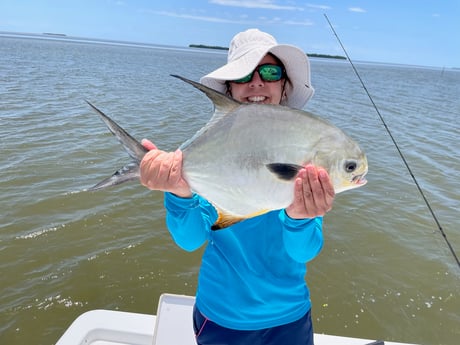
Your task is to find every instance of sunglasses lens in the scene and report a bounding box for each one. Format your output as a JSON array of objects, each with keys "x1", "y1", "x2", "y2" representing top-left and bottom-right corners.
[
  {"x1": 258, "y1": 65, "x2": 283, "y2": 81},
  {"x1": 234, "y1": 73, "x2": 253, "y2": 84},
  {"x1": 233, "y1": 64, "x2": 284, "y2": 84}
]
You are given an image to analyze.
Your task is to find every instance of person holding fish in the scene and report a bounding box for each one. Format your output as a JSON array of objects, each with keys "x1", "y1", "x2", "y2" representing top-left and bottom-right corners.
[{"x1": 141, "y1": 29, "x2": 335, "y2": 345}]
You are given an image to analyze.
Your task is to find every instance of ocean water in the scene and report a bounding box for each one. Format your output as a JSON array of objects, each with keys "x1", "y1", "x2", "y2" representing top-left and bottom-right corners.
[{"x1": 0, "y1": 35, "x2": 459, "y2": 345}]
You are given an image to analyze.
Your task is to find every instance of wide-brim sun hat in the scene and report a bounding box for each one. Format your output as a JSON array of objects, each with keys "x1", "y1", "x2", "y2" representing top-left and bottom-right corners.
[{"x1": 200, "y1": 28, "x2": 314, "y2": 109}]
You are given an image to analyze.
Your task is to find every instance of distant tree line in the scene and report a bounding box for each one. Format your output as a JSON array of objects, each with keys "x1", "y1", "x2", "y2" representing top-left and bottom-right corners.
[
  {"x1": 189, "y1": 44, "x2": 346, "y2": 60},
  {"x1": 189, "y1": 44, "x2": 229, "y2": 51},
  {"x1": 306, "y1": 53, "x2": 346, "y2": 60}
]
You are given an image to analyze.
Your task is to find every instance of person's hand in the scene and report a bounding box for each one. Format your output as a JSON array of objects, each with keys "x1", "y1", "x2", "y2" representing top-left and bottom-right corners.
[
  {"x1": 139, "y1": 139, "x2": 192, "y2": 198},
  {"x1": 286, "y1": 165, "x2": 335, "y2": 219}
]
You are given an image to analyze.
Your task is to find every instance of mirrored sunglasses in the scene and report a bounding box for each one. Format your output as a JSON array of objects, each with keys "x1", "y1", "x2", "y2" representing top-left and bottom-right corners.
[{"x1": 233, "y1": 64, "x2": 285, "y2": 84}]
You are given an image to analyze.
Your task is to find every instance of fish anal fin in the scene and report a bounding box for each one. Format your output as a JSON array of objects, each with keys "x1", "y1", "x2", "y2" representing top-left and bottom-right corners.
[
  {"x1": 266, "y1": 163, "x2": 303, "y2": 181},
  {"x1": 211, "y1": 209, "x2": 270, "y2": 231}
]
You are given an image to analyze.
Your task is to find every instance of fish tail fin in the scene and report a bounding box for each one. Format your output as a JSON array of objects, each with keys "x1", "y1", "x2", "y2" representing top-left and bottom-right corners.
[
  {"x1": 86, "y1": 101, "x2": 148, "y2": 191},
  {"x1": 87, "y1": 163, "x2": 140, "y2": 191},
  {"x1": 85, "y1": 101, "x2": 148, "y2": 161}
]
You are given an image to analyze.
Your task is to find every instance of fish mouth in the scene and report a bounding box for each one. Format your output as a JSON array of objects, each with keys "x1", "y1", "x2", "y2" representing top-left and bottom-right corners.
[{"x1": 352, "y1": 174, "x2": 367, "y2": 186}]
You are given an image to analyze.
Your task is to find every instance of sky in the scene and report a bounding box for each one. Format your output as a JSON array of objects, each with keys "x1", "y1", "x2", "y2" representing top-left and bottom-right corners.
[{"x1": 1, "y1": 0, "x2": 459, "y2": 68}]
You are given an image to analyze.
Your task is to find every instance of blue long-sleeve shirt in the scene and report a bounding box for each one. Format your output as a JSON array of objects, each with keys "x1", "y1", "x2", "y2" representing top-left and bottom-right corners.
[{"x1": 164, "y1": 192, "x2": 324, "y2": 330}]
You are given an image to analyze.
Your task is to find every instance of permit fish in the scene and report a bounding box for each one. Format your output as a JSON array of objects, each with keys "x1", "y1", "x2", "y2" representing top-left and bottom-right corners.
[{"x1": 86, "y1": 75, "x2": 368, "y2": 229}]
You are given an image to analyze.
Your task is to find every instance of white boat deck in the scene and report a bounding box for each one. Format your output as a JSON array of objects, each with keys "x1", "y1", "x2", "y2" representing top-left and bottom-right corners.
[{"x1": 56, "y1": 294, "x2": 418, "y2": 345}]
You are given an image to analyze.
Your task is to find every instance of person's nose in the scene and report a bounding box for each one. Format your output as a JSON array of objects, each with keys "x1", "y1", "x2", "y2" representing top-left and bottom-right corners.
[{"x1": 249, "y1": 71, "x2": 264, "y2": 87}]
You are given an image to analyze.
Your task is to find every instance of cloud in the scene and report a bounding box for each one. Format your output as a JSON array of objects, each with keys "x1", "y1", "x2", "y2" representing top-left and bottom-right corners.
[
  {"x1": 209, "y1": 0, "x2": 303, "y2": 11},
  {"x1": 283, "y1": 19, "x2": 314, "y2": 26},
  {"x1": 306, "y1": 3, "x2": 332, "y2": 10},
  {"x1": 148, "y1": 10, "x2": 243, "y2": 23},
  {"x1": 148, "y1": 10, "x2": 313, "y2": 26},
  {"x1": 348, "y1": 7, "x2": 366, "y2": 13}
]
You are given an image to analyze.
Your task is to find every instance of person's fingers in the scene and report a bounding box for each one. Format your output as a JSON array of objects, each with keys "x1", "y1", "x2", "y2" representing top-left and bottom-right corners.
[
  {"x1": 139, "y1": 150, "x2": 164, "y2": 188},
  {"x1": 141, "y1": 138, "x2": 157, "y2": 150},
  {"x1": 318, "y1": 168, "x2": 335, "y2": 212},
  {"x1": 169, "y1": 150, "x2": 183, "y2": 184},
  {"x1": 302, "y1": 165, "x2": 319, "y2": 211}
]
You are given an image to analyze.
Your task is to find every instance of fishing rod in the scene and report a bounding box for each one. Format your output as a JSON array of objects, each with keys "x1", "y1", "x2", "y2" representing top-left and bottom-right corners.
[{"x1": 323, "y1": 14, "x2": 460, "y2": 270}]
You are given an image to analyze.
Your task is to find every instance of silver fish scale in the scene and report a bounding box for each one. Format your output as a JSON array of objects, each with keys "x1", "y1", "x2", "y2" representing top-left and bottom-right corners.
[{"x1": 181, "y1": 102, "x2": 365, "y2": 217}]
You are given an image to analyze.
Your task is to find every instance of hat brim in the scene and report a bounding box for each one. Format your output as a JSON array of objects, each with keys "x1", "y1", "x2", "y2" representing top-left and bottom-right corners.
[{"x1": 200, "y1": 44, "x2": 314, "y2": 109}]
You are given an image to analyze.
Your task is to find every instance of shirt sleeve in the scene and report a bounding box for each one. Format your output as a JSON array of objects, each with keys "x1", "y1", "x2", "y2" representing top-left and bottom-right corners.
[
  {"x1": 163, "y1": 192, "x2": 218, "y2": 252},
  {"x1": 278, "y1": 210, "x2": 324, "y2": 263}
]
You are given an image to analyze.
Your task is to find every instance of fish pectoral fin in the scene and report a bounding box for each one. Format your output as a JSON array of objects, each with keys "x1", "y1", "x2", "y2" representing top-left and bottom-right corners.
[
  {"x1": 211, "y1": 209, "x2": 270, "y2": 231},
  {"x1": 266, "y1": 163, "x2": 303, "y2": 181}
]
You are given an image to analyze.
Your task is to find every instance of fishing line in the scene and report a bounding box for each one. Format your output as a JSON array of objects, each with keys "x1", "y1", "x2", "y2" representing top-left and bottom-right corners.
[{"x1": 323, "y1": 14, "x2": 460, "y2": 269}]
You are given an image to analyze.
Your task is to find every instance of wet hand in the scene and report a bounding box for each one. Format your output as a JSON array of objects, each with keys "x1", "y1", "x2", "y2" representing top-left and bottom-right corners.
[
  {"x1": 286, "y1": 165, "x2": 335, "y2": 219},
  {"x1": 139, "y1": 139, "x2": 192, "y2": 198}
]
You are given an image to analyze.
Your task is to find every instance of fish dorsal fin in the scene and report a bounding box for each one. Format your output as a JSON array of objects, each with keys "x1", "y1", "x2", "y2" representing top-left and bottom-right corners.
[
  {"x1": 266, "y1": 163, "x2": 303, "y2": 181},
  {"x1": 173, "y1": 75, "x2": 242, "y2": 151},
  {"x1": 211, "y1": 209, "x2": 271, "y2": 231},
  {"x1": 171, "y1": 74, "x2": 241, "y2": 117}
]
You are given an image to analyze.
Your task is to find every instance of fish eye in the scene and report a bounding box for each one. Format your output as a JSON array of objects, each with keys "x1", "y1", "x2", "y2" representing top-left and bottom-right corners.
[{"x1": 344, "y1": 160, "x2": 357, "y2": 173}]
